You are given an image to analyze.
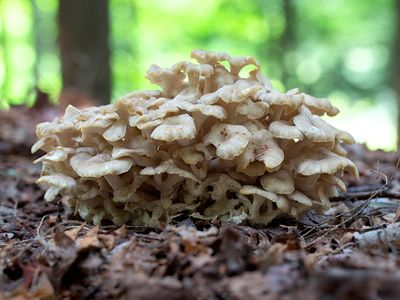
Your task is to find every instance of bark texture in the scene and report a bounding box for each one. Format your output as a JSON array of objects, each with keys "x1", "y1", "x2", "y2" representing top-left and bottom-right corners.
[
  {"x1": 280, "y1": 0, "x2": 296, "y2": 86},
  {"x1": 58, "y1": 0, "x2": 110, "y2": 104}
]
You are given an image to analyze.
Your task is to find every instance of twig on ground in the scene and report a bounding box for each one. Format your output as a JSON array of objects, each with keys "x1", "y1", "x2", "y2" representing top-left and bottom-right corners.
[
  {"x1": 303, "y1": 156, "x2": 400, "y2": 248},
  {"x1": 354, "y1": 222, "x2": 400, "y2": 248},
  {"x1": 331, "y1": 189, "x2": 400, "y2": 202}
]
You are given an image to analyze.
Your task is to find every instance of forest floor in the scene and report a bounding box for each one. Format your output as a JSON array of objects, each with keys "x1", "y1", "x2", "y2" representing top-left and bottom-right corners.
[{"x1": 1, "y1": 105, "x2": 400, "y2": 300}]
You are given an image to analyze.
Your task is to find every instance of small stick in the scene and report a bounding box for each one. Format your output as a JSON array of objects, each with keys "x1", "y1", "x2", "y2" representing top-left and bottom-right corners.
[{"x1": 331, "y1": 189, "x2": 400, "y2": 202}]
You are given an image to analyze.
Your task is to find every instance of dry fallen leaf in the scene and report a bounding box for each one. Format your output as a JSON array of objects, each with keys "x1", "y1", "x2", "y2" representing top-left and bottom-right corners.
[
  {"x1": 78, "y1": 226, "x2": 100, "y2": 250},
  {"x1": 98, "y1": 234, "x2": 115, "y2": 250},
  {"x1": 64, "y1": 224, "x2": 85, "y2": 241}
]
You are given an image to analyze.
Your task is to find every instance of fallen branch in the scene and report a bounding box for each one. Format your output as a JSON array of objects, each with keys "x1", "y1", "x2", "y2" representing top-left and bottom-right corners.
[
  {"x1": 331, "y1": 189, "x2": 400, "y2": 202},
  {"x1": 354, "y1": 222, "x2": 400, "y2": 248}
]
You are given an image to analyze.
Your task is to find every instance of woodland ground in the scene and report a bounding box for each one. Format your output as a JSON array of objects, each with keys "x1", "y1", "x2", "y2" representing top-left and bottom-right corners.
[{"x1": 1, "y1": 104, "x2": 400, "y2": 300}]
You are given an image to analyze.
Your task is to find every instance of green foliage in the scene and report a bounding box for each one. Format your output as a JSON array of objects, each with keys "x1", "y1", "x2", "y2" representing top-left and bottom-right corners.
[
  {"x1": 0, "y1": 0, "x2": 395, "y2": 101},
  {"x1": 0, "y1": 0, "x2": 59, "y2": 105},
  {"x1": 0, "y1": 0, "x2": 397, "y2": 148}
]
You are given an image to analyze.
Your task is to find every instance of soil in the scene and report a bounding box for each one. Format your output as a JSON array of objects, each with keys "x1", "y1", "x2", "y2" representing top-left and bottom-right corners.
[{"x1": 1, "y1": 105, "x2": 400, "y2": 300}]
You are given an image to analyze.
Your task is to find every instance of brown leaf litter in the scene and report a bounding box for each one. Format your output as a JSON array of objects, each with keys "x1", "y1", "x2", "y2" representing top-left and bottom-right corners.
[{"x1": 1, "y1": 107, "x2": 400, "y2": 299}]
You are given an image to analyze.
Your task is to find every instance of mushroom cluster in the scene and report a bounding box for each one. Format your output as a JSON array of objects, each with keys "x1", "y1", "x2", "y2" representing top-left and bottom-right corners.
[{"x1": 33, "y1": 50, "x2": 358, "y2": 226}]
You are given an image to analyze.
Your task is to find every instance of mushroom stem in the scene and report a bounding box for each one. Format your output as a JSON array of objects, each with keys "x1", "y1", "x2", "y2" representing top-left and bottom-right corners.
[
  {"x1": 271, "y1": 106, "x2": 285, "y2": 121},
  {"x1": 105, "y1": 174, "x2": 126, "y2": 190}
]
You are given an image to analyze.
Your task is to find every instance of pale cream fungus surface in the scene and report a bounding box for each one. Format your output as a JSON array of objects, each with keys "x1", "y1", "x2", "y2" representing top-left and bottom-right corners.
[{"x1": 32, "y1": 50, "x2": 358, "y2": 226}]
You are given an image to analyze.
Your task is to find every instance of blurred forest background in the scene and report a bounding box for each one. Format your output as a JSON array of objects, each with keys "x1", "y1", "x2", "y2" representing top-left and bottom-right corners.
[{"x1": 0, "y1": 0, "x2": 399, "y2": 150}]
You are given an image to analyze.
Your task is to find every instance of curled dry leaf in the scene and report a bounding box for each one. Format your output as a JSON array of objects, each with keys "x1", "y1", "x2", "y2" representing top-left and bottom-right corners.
[{"x1": 33, "y1": 50, "x2": 358, "y2": 225}]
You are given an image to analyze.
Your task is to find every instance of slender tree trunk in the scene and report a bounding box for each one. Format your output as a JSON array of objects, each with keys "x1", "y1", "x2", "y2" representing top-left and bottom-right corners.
[
  {"x1": 393, "y1": 0, "x2": 400, "y2": 149},
  {"x1": 256, "y1": 0, "x2": 296, "y2": 88},
  {"x1": 58, "y1": 0, "x2": 110, "y2": 105},
  {"x1": 280, "y1": 0, "x2": 296, "y2": 88}
]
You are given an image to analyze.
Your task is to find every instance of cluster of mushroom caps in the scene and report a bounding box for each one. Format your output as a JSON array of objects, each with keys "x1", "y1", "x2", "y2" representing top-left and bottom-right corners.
[{"x1": 32, "y1": 50, "x2": 358, "y2": 226}]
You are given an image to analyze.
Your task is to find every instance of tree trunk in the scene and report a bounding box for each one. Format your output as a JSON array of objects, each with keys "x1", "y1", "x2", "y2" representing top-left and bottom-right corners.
[
  {"x1": 393, "y1": 0, "x2": 400, "y2": 149},
  {"x1": 58, "y1": 0, "x2": 110, "y2": 105},
  {"x1": 280, "y1": 0, "x2": 296, "y2": 87}
]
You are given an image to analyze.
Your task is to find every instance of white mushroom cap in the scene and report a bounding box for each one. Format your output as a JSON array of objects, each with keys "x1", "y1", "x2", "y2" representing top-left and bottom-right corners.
[
  {"x1": 287, "y1": 190, "x2": 313, "y2": 206},
  {"x1": 111, "y1": 148, "x2": 136, "y2": 159},
  {"x1": 252, "y1": 70, "x2": 273, "y2": 89},
  {"x1": 70, "y1": 152, "x2": 133, "y2": 178},
  {"x1": 236, "y1": 99, "x2": 269, "y2": 119},
  {"x1": 228, "y1": 56, "x2": 260, "y2": 76},
  {"x1": 37, "y1": 174, "x2": 76, "y2": 190},
  {"x1": 145, "y1": 64, "x2": 185, "y2": 97},
  {"x1": 151, "y1": 114, "x2": 196, "y2": 142},
  {"x1": 237, "y1": 129, "x2": 284, "y2": 170},
  {"x1": 63, "y1": 105, "x2": 83, "y2": 122},
  {"x1": 37, "y1": 174, "x2": 77, "y2": 202},
  {"x1": 238, "y1": 161, "x2": 266, "y2": 177},
  {"x1": 31, "y1": 136, "x2": 57, "y2": 153},
  {"x1": 292, "y1": 174, "x2": 319, "y2": 193},
  {"x1": 140, "y1": 159, "x2": 199, "y2": 182},
  {"x1": 240, "y1": 185, "x2": 279, "y2": 203},
  {"x1": 33, "y1": 147, "x2": 73, "y2": 164},
  {"x1": 295, "y1": 148, "x2": 359, "y2": 178},
  {"x1": 336, "y1": 130, "x2": 355, "y2": 144},
  {"x1": 204, "y1": 123, "x2": 251, "y2": 160},
  {"x1": 269, "y1": 121, "x2": 303, "y2": 140},
  {"x1": 191, "y1": 49, "x2": 222, "y2": 65},
  {"x1": 244, "y1": 120, "x2": 266, "y2": 133},
  {"x1": 293, "y1": 106, "x2": 337, "y2": 143},
  {"x1": 218, "y1": 80, "x2": 261, "y2": 103},
  {"x1": 79, "y1": 115, "x2": 117, "y2": 142},
  {"x1": 147, "y1": 101, "x2": 180, "y2": 120},
  {"x1": 320, "y1": 174, "x2": 346, "y2": 191},
  {"x1": 36, "y1": 120, "x2": 75, "y2": 137},
  {"x1": 111, "y1": 137, "x2": 156, "y2": 158},
  {"x1": 121, "y1": 90, "x2": 161, "y2": 101},
  {"x1": 174, "y1": 100, "x2": 227, "y2": 119},
  {"x1": 261, "y1": 170, "x2": 295, "y2": 195},
  {"x1": 257, "y1": 89, "x2": 302, "y2": 108},
  {"x1": 103, "y1": 120, "x2": 127, "y2": 142},
  {"x1": 175, "y1": 146, "x2": 204, "y2": 165},
  {"x1": 172, "y1": 61, "x2": 214, "y2": 87},
  {"x1": 303, "y1": 93, "x2": 339, "y2": 116},
  {"x1": 191, "y1": 49, "x2": 260, "y2": 75},
  {"x1": 212, "y1": 65, "x2": 236, "y2": 90},
  {"x1": 136, "y1": 118, "x2": 164, "y2": 131}
]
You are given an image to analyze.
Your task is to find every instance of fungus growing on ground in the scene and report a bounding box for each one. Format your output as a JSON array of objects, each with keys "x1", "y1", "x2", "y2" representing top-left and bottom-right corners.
[{"x1": 33, "y1": 50, "x2": 358, "y2": 226}]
